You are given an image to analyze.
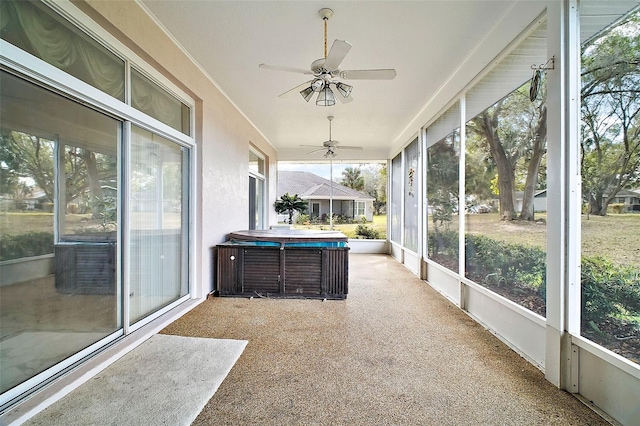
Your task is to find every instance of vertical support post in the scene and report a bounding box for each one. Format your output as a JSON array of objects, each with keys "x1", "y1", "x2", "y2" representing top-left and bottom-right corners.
[
  {"x1": 329, "y1": 158, "x2": 334, "y2": 230},
  {"x1": 458, "y1": 96, "x2": 467, "y2": 309},
  {"x1": 545, "y1": 0, "x2": 580, "y2": 390}
]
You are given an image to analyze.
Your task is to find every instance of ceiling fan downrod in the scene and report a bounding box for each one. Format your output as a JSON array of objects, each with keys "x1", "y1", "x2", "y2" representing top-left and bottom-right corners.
[{"x1": 319, "y1": 8, "x2": 333, "y2": 59}]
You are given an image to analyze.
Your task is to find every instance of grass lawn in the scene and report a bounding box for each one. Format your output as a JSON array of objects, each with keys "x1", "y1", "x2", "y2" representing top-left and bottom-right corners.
[
  {"x1": 3, "y1": 211, "x2": 638, "y2": 265},
  {"x1": 451, "y1": 212, "x2": 639, "y2": 267},
  {"x1": 293, "y1": 214, "x2": 387, "y2": 239},
  {"x1": 0, "y1": 212, "x2": 104, "y2": 236}
]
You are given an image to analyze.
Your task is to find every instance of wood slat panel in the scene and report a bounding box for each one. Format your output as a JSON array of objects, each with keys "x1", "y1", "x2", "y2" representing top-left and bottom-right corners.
[
  {"x1": 284, "y1": 248, "x2": 322, "y2": 295},
  {"x1": 216, "y1": 247, "x2": 240, "y2": 294},
  {"x1": 243, "y1": 248, "x2": 280, "y2": 294},
  {"x1": 323, "y1": 248, "x2": 349, "y2": 296}
]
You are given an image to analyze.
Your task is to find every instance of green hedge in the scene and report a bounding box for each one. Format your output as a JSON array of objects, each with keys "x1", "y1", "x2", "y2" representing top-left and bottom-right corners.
[
  {"x1": 465, "y1": 233, "x2": 546, "y2": 293},
  {"x1": 0, "y1": 232, "x2": 54, "y2": 261},
  {"x1": 355, "y1": 224, "x2": 381, "y2": 239},
  {"x1": 428, "y1": 230, "x2": 640, "y2": 327},
  {"x1": 582, "y1": 257, "x2": 640, "y2": 323}
]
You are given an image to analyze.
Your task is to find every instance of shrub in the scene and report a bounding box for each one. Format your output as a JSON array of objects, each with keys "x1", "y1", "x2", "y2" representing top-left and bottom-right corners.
[
  {"x1": 0, "y1": 232, "x2": 54, "y2": 261},
  {"x1": 296, "y1": 214, "x2": 310, "y2": 225},
  {"x1": 464, "y1": 233, "x2": 546, "y2": 292},
  {"x1": 355, "y1": 224, "x2": 380, "y2": 239},
  {"x1": 581, "y1": 257, "x2": 640, "y2": 326},
  {"x1": 427, "y1": 229, "x2": 459, "y2": 258},
  {"x1": 607, "y1": 203, "x2": 625, "y2": 214}
]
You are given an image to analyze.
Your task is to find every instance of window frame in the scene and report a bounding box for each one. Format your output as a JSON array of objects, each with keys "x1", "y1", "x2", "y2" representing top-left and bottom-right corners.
[
  {"x1": 249, "y1": 146, "x2": 267, "y2": 230},
  {"x1": 0, "y1": 0, "x2": 198, "y2": 405}
]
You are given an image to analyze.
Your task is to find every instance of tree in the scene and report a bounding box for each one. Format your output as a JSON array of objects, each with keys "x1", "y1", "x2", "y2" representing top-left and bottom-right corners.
[
  {"x1": 580, "y1": 12, "x2": 640, "y2": 215},
  {"x1": 361, "y1": 164, "x2": 387, "y2": 215},
  {"x1": 340, "y1": 167, "x2": 365, "y2": 191},
  {"x1": 467, "y1": 82, "x2": 547, "y2": 221},
  {"x1": 274, "y1": 193, "x2": 307, "y2": 224},
  {"x1": 427, "y1": 131, "x2": 459, "y2": 232},
  {"x1": 2, "y1": 130, "x2": 118, "y2": 215}
]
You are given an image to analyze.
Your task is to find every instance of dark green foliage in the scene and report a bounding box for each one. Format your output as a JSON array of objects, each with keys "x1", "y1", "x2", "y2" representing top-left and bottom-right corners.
[
  {"x1": 0, "y1": 232, "x2": 54, "y2": 261},
  {"x1": 274, "y1": 193, "x2": 306, "y2": 224},
  {"x1": 355, "y1": 224, "x2": 380, "y2": 239},
  {"x1": 427, "y1": 229, "x2": 459, "y2": 258},
  {"x1": 581, "y1": 257, "x2": 640, "y2": 324},
  {"x1": 464, "y1": 234, "x2": 546, "y2": 292},
  {"x1": 433, "y1": 230, "x2": 640, "y2": 332}
]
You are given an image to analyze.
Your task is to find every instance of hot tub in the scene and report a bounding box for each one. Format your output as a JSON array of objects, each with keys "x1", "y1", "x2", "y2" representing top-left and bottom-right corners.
[{"x1": 216, "y1": 229, "x2": 349, "y2": 299}]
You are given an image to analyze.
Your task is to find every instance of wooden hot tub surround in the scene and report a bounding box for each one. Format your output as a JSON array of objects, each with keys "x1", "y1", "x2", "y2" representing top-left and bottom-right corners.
[{"x1": 216, "y1": 230, "x2": 349, "y2": 299}]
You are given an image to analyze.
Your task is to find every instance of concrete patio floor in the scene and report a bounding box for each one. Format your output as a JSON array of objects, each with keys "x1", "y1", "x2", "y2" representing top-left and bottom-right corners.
[{"x1": 162, "y1": 254, "x2": 609, "y2": 425}]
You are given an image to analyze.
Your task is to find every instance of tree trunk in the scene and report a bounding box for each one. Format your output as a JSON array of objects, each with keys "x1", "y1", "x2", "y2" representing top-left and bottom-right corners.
[
  {"x1": 519, "y1": 104, "x2": 547, "y2": 221},
  {"x1": 82, "y1": 150, "x2": 104, "y2": 218},
  {"x1": 589, "y1": 193, "x2": 604, "y2": 215},
  {"x1": 480, "y1": 108, "x2": 517, "y2": 221}
]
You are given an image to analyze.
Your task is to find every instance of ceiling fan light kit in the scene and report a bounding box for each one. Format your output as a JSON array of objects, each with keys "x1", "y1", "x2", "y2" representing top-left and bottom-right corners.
[
  {"x1": 316, "y1": 85, "x2": 336, "y2": 106},
  {"x1": 259, "y1": 7, "x2": 396, "y2": 106}
]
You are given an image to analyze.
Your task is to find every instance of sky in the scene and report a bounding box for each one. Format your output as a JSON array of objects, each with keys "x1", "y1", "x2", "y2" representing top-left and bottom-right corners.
[{"x1": 278, "y1": 161, "x2": 384, "y2": 181}]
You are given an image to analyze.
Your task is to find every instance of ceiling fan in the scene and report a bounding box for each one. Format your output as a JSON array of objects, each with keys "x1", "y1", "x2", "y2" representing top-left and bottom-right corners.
[
  {"x1": 302, "y1": 116, "x2": 363, "y2": 158},
  {"x1": 259, "y1": 8, "x2": 396, "y2": 106}
]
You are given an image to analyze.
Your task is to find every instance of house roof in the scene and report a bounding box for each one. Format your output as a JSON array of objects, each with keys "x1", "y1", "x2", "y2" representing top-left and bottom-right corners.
[
  {"x1": 614, "y1": 188, "x2": 640, "y2": 197},
  {"x1": 514, "y1": 189, "x2": 547, "y2": 200},
  {"x1": 277, "y1": 171, "x2": 374, "y2": 202}
]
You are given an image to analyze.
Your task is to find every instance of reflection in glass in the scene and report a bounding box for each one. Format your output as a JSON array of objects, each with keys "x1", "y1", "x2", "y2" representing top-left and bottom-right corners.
[
  {"x1": 403, "y1": 139, "x2": 419, "y2": 252},
  {"x1": 131, "y1": 69, "x2": 190, "y2": 136},
  {"x1": 129, "y1": 126, "x2": 189, "y2": 324},
  {"x1": 390, "y1": 154, "x2": 402, "y2": 243},
  {"x1": 427, "y1": 130, "x2": 460, "y2": 273},
  {"x1": 0, "y1": 71, "x2": 121, "y2": 395}
]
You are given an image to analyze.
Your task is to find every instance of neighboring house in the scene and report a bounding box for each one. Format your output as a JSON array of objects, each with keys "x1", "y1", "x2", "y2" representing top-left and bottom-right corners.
[
  {"x1": 23, "y1": 190, "x2": 49, "y2": 210},
  {"x1": 605, "y1": 188, "x2": 640, "y2": 212},
  {"x1": 486, "y1": 189, "x2": 547, "y2": 214},
  {"x1": 277, "y1": 171, "x2": 375, "y2": 222},
  {"x1": 514, "y1": 189, "x2": 547, "y2": 213}
]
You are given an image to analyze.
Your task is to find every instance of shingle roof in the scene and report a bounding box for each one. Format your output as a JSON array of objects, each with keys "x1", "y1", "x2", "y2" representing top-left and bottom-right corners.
[{"x1": 277, "y1": 171, "x2": 374, "y2": 201}]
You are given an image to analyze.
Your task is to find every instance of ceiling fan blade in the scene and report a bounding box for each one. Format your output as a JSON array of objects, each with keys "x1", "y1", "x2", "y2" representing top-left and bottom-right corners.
[
  {"x1": 324, "y1": 40, "x2": 352, "y2": 70},
  {"x1": 339, "y1": 69, "x2": 397, "y2": 80},
  {"x1": 300, "y1": 144, "x2": 324, "y2": 148},
  {"x1": 278, "y1": 80, "x2": 314, "y2": 98},
  {"x1": 336, "y1": 146, "x2": 363, "y2": 150},
  {"x1": 259, "y1": 63, "x2": 312, "y2": 75},
  {"x1": 334, "y1": 90, "x2": 353, "y2": 104},
  {"x1": 306, "y1": 148, "x2": 327, "y2": 155}
]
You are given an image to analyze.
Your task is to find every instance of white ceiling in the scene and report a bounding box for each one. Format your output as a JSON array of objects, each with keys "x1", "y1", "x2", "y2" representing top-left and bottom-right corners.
[{"x1": 137, "y1": 1, "x2": 548, "y2": 161}]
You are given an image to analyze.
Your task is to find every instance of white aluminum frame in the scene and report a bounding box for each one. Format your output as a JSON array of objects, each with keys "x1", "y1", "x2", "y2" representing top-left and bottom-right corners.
[{"x1": 0, "y1": 0, "x2": 198, "y2": 410}]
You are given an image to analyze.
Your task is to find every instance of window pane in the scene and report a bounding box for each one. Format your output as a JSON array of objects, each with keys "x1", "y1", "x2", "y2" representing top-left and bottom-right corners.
[
  {"x1": 427, "y1": 103, "x2": 460, "y2": 273},
  {"x1": 404, "y1": 138, "x2": 419, "y2": 252},
  {"x1": 464, "y1": 24, "x2": 548, "y2": 317},
  {"x1": 580, "y1": 5, "x2": 640, "y2": 364},
  {"x1": 59, "y1": 148, "x2": 118, "y2": 241},
  {"x1": 129, "y1": 126, "x2": 189, "y2": 324},
  {"x1": 0, "y1": 71, "x2": 121, "y2": 395},
  {"x1": 390, "y1": 154, "x2": 402, "y2": 243},
  {"x1": 249, "y1": 151, "x2": 264, "y2": 175},
  {"x1": 1, "y1": 0, "x2": 125, "y2": 101},
  {"x1": 131, "y1": 69, "x2": 190, "y2": 136}
]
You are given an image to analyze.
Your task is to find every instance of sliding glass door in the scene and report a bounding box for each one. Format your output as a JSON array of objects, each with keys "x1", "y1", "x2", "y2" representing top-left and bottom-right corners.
[{"x1": 129, "y1": 126, "x2": 189, "y2": 324}]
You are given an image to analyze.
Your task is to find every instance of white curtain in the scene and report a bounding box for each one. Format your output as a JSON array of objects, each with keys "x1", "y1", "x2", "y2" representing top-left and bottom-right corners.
[
  {"x1": 129, "y1": 126, "x2": 187, "y2": 324},
  {"x1": 2, "y1": 0, "x2": 125, "y2": 100}
]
